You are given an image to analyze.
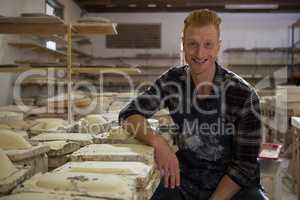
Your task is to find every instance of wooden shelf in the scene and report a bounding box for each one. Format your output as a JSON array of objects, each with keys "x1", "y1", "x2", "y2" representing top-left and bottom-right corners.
[
  {"x1": 37, "y1": 35, "x2": 67, "y2": 45},
  {"x1": 0, "y1": 66, "x2": 64, "y2": 72},
  {"x1": 72, "y1": 67, "x2": 140, "y2": 74},
  {"x1": 0, "y1": 16, "x2": 117, "y2": 36},
  {"x1": 0, "y1": 16, "x2": 68, "y2": 35},
  {"x1": 72, "y1": 23, "x2": 117, "y2": 35},
  {"x1": 0, "y1": 16, "x2": 118, "y2": 124},
  {"x1": 57, "y1": 46, "x2": 93, "y2": 58},
  {"x1": 0, "y1": 66, "x2": 140, "y2": 74},
  {"x1": 224, "y1": 47, "x2": 293, "y2": 53},
  {"x1": 72, "y1": 35, "x2": 92, "y2": 45},
  {"x1": 35, "y1": 34, "x2": 92, "y2": 46},
  {"x1": 8, "y1": 42, "x2": 66, "y2": 58},
  {"x1": 10, "y1": 42, "x2": 93, "y2": 59},
  {"x1": 0, "y1": 66, "x2": 32, "y2": 72},
  {"x1": 227, "y1": 64, "x2": 300, "y2": 68}
]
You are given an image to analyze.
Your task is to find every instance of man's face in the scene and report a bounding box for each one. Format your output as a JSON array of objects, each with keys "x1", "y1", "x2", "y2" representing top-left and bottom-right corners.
[{"x1": 183, "y1": 24, "x2": 220, "y2": 76}]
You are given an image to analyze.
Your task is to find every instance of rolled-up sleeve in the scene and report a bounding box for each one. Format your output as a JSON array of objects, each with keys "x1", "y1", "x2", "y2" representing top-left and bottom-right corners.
[
  {"x1": 226, "y1": 89, "x2": 262, "y2": 187},
  {"x1": 118, "y1": 73, "x2": 167, "y2": 123}
]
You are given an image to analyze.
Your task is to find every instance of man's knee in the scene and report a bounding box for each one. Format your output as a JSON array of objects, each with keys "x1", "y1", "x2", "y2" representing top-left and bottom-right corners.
[{"x1": 232, "y1": 187, "x2": 269, "y2": 200}]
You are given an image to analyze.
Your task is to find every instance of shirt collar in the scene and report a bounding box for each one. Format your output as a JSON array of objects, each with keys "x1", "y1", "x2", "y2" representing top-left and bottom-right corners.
[{"x1": 184, "y1": 62, "x2": 225, "y2": 86}]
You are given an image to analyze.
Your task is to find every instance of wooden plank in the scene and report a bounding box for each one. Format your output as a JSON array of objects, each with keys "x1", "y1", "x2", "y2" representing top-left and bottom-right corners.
[
  {"x1": 72, "y1": 67, "x2": 140, "y2": 74},
  {"x1": 0, "y1": 16, "x2": 67, "y2": 35},
  {"x1": 57, "y1": 47, "x2": 93, "y2": 58},
  {"x1": 0, "y1": 24, "x2": 67, "y2": 35},
  {"x1": 72, "y1": 23, "x2": 117, "y2": 35},
  {"x1": 0, "y1": 17, "x2": 117, "y2": 36},
  {"x1": 8, "y1": 42, "x2": 66, "y2": 58},
  {"x1": 0, "y1": 16, "x2": 65, "y2": 24},
  {"x1": 0, "y1": 67, "x2": 32, "y2": 73}
]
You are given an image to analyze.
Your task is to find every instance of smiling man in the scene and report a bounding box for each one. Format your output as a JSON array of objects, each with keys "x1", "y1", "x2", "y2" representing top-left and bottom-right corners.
[{"x1": 119, "y1": 9, "x2": 268, "y2": 200}]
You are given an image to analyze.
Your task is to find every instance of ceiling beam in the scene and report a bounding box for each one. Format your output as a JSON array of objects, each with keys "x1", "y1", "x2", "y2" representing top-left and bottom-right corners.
[
  {"x1": 73, "y1": 0, "x2": 300, "y2": 13},
  {"x1": 83, "y1": 5, "x2": 300, "y2": 13}
]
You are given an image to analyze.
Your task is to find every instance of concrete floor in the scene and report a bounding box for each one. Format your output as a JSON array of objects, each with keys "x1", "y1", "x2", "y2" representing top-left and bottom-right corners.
[
  {"x1": 282, "y1": 182, "x2": 297, "y2": 200},
  {"x1": 280, "y1": 159, "x2": 297, "y2": 200}
]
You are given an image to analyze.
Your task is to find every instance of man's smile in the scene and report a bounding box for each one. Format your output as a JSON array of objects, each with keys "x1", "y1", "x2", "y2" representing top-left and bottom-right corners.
[{"x1": 192, "y1": 57, "x2": 209, "y2": 65}]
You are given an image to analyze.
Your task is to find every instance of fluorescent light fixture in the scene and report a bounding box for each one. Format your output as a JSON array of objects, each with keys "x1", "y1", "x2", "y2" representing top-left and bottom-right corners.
[
  {"x1": 148, "y1": 4, "x2": 157, "y2": 7},
  {"x1": 128, "y1": 4, "x2": 137, "y2": 7},
  {"x1": 225, "y1": 4, "x2": 278, "y2": 9}
]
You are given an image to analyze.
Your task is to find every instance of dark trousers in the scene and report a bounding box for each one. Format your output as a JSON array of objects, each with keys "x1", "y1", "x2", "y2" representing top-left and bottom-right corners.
[{"x1": 151, "y1": 181, "x2": 269, "y2": 200}]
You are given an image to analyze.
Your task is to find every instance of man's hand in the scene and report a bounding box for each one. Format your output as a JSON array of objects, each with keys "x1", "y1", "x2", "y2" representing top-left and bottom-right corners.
[
  {"x1": 122, "y1": 115, "x2": 180, "y2": 189},
  {"x1": 153, "y1": 136, "x2": 180, "y2": 189}
]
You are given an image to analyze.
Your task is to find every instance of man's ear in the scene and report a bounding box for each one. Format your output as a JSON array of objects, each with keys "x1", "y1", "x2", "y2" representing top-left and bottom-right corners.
[{"x1": 218, "y1": 39, "x2": 222, "y2": 51}]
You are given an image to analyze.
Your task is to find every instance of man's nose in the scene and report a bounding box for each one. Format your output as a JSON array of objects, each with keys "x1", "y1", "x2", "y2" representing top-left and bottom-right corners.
[{"x1": 196, "y1": 44, "x2": 206, "y2": 57}]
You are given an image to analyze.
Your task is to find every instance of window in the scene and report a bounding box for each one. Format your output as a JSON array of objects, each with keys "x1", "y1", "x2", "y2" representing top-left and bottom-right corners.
[
  {"x1": 45, "y1": 0, "x2": 64, "y2": 50},
  {"x1": 46, "y1": 41, "x2": 56, "y2": 50},
  {"x1": 46, "y1": 0, "x2": 64, "y2": 19},
  {"x1": 106, "y1": 23, "x2": 161, "y2": 49}
]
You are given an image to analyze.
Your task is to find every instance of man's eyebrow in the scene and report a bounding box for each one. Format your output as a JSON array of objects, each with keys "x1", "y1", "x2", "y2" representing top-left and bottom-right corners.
[{"x1": 184, "y1": 38, "x2": 196, "y2": 42}]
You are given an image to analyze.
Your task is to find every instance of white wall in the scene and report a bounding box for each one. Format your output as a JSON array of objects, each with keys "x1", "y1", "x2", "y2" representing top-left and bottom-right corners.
[
  {"x1": 58, "y1": 0, "x2": 81, "y2": 23},
  {"x1": 87, "y1": 12, "x2": 300, "y2": 63},
  {"x1": 0, "y1": 1, "x2": 299, "y2": 104},
  {"x1": 0, "y1": 0, "x2": 46, "y2": 105}
]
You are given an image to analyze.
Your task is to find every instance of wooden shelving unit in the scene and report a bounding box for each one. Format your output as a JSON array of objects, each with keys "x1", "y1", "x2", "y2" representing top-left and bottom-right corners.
[
  {"x1": 8, "y1": 42, "x2": 67, "y2": 58},
  {"x1": 0, "y1": 16, "x2": 68, "y2": 35},
  {"x1": 57, "y1": 46, "x2": 93, "y2": 58},
  {"x1": 0, "y1": 15, "x2": 139, "y2": 123},
  {"x1": 291, "y1": 117, "x2": 300, "y2": 200}
]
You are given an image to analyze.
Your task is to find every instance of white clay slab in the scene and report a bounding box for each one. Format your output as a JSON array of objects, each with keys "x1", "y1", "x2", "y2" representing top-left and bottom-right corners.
[
  {"x1": 0, "y1": 112, "x2": 23, "y2": 122},
  {"x1": 29, "y1": 118, "x2": 73, "y2": 135},
  {"x1": 30, "y1": 133, "x2": 94, "y2": 147},
  {"x1": 5, "y1": 145, "x2": 49, "y2": 161},
  {"x1": 13, "y1": 172, "x2": 137, "y2": 200},
  {"x1": 54, "y1": 161, "x2": 156, "y2": 188},
  {"x1": 0, "y1": 149, "x2": 29, "y2": 195},
  {"x1": 136, "y1": 170, "x2": 160, "y2": 200},
  {"x1": 79, "y1": 114, "x2": 111, "y2": 134},
  {"x1": 4, "y1": 145, "x2": 49, "y2": 176},
  {"x1": 70, "y1": 144, "x2": 154, "y2": 164},
  {"x1": 0, "y1": 192, "x2": 108, "y2": 200},
  {"x1": 48, "y1": 155, "x2": 69, "y2": 169},
  {"x1": 0, "y1": 129, "x2": 32, "y2": 150},
  {"x1": 0, "y1": 120, "x2": 36, "y2": 131},
  {"x1": 41, "y1": 141, "x2": 81, "y2": 157},
  {"x1": 93, "y1": 127, "x2": 140, "y2": 144}
]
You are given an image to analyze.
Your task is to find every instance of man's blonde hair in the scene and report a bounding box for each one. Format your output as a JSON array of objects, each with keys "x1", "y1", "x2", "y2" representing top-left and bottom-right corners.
[{"x1": 183, "y1": 9, "x2": 221, "y2": 38}]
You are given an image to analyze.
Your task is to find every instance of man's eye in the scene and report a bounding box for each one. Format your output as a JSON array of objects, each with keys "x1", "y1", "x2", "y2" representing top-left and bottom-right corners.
[
  {"x1": 205, "y1": 42, "x2": 214, "y2": 48},
  {"x1": 188, "y1": 42, "x2": 198, "y2": 48}
]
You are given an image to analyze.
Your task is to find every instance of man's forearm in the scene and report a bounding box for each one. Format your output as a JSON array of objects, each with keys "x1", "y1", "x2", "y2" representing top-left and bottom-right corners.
[
  {"x1": 209, "y1": 175, "x2": 241, "y2": 200},
  {"x1": 122, "y1": 114, "x2": 163, "y2": 148}
]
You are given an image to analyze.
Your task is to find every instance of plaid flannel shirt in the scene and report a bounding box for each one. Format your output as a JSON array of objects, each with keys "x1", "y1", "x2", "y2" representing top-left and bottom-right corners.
[{"x1": 119, "y1": 63, "x2": 262, "y2": 196}]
